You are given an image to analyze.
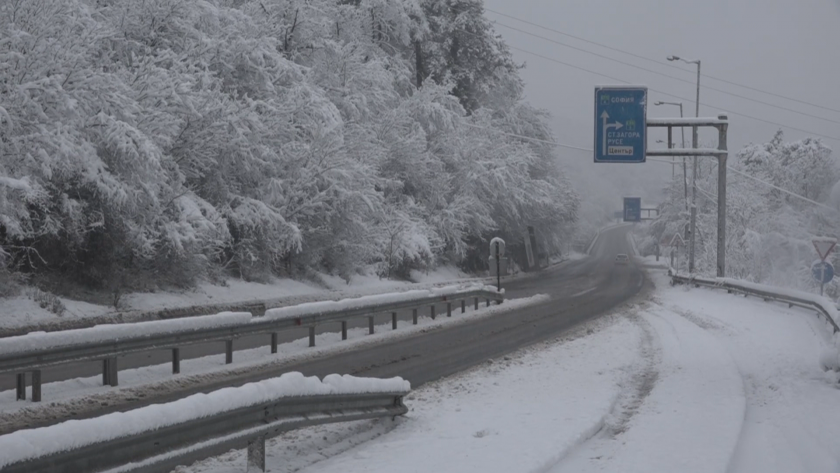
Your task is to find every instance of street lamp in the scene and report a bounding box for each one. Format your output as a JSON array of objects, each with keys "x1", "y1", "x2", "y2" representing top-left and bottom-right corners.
[
  {"x1": 654, "y1": 101, "x2": 689, "y2": 210},
  {"x1": 653, "y1": 101, "x2": 686, "y2": 148},
  {"x1": 667, "y1": 55, "x2": 701, "y2": 274}
]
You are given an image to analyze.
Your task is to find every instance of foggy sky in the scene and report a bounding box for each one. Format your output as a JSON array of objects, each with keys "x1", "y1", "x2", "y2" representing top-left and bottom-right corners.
[{"x1": 482, "y1": 0, "x2": 840, "y2": 210}]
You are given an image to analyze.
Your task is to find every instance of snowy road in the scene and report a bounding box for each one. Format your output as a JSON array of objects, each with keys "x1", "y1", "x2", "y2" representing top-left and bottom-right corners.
[
  {"x1": 1, "y1": 225, "x2": 644, "y2": 432},
  {"x1": 180, "y1": 268, "x2": 840, "y2": 473}
]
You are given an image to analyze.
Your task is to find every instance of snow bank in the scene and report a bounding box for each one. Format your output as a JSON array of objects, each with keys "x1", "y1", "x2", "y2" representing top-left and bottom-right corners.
[
  {"x1": 0, "y1": 312, "x2": 252, "y2": 356},
  {"x1": 263, "y1": 283, "x2": 500, "y2": 321},
  {"x1": 0, "y1": 372, "x2": 409, "y2": 469},
  {"x1": 674, "y1": 273, "x2": 840, "y2": 375},
  {"x1": 675, "y1": 274, "x2": 840, "y2": 329}
]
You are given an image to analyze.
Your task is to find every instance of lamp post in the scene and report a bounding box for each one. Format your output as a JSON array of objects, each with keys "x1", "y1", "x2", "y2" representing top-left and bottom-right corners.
[
  {"x1": 654, "y1": 101, "x2": 689, "y2": 210},
  {"x1": 667, "y1": 55, "x2": 701, "y2": 273}
]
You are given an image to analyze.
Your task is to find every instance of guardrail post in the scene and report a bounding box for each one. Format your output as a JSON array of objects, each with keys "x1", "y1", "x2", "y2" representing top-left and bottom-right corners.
[
  {"x1": 341, "y1": 321, "x2": 348, "y2": 340},
  {"x1": 461, "y1": 299, "x2": 466, "y2": 313},
  {"x1": 431, "y1": 305, "x2": 436, "y2": 320},
  {"x1": 309, "y1": 326, "x2": 316, "y2": 347},
  {"x1": 172, "y1": 348, "x2": 180, "y2": 374},
  {"x1": 225, "y1": 340, "x2": 233, "y2": 364},
  {"x1": 31, "y1": 370, "x2": 41, "y2": 402},
  {"x1": 103, "y1": 357, "x2": 118, "y2": 387},
  {"x1": 412, "y1": 308, "x2": 418, "y2": 325},
  {"x1": 447, "y1": 302, "x2": 452, "y2": 317},
  {"x1": 392, "y1": 312, "x2": 397, "y2": 330},
  {"x1": 246, "y1": 435, "x2": 266, "y2": 472},
  {"x1": 368, "y1": 316, "x2": 375, "y2": 334},
  {"x1": 16, "y1": 373, "x2": 25, "y2": 401},
  {"x1": 474, "y1": 297, "x2": 479, "y2": 310},
  {"x1": 271, "y1": 333, "x2": 278, "y2": 354}
]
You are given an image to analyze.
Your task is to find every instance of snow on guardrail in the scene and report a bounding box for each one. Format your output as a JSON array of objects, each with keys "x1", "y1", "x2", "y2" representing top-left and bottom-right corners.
[
  {"x1": 0, "y1": 283, "x2": 502, "y2": 357},
  {"x1": 0, "y1": 372, "x2": 409, "y2": 469},
  {"x1": 262, "y1": 283, "x2": 501, "y2": 321},
  {"x1": 674, "y1": 274, "x2": 840, "y2": 328},
  {"x1": 671, "y1": 272, "x2": 840, "y2": 376},
  {"x1": 0, "y1": 312, "x2": 252, "y2": 356}
]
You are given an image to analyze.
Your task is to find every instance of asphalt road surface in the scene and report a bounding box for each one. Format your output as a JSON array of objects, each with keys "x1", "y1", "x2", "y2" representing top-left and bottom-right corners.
[{"x1": 2, "y1": 224, "x2": 645, "y2": 429}]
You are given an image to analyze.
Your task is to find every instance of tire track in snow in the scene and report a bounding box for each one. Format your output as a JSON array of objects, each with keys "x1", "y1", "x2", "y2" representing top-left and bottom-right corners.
[
  {"x1": 529, "y1": 301, "x2": 661, "y2": 473},
  {"x1": 601, "y1": 311, "x2": 660, "y2": 436},
  {"x1": 666, "y1": 292, "x2": 840, "y2": 472},
  {"x1": 549, "y1": 300, "x2": 746, "y2": 473}
]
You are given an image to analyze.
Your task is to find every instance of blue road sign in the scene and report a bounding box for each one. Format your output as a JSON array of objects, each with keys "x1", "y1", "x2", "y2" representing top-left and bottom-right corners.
[
  {"x1": 812, "y1": 261, "x2": 834, "y2": 284},
  {"x1": 623, "y1": 197, "x2": 642, "y2": 222},
  {"x1": 594, "y1": 87, "x2": 647, "y2": 163}
]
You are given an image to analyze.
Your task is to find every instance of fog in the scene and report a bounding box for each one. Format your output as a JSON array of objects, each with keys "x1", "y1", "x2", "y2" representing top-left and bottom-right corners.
[{"x1": 482, "y1": 0, "x2": 840, "y2": 223}]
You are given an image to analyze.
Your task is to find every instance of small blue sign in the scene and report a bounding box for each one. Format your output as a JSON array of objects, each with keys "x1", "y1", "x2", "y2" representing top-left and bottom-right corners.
[
  {"x1": 594, "y1": 87, "x2": 647, "y2": 163},
  {"x1": 812, "y1": 261, "x2": 834, "y2": 284},
  {"x1": 623, "y1": 197, "x2": 642, "y2": 222}
]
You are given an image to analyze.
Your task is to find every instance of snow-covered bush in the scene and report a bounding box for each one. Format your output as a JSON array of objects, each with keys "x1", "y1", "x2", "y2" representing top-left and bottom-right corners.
[
  {"x1": 0, "y1": 0, "x2": 579, "y2": 295},
  {"x1": 650, "y1": 131, "x2": 838, "y2": 290}
]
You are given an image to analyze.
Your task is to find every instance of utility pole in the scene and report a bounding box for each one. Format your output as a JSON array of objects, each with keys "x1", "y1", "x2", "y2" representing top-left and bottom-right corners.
[{"x1": 668, "y1": 55, "x2": 701, "y2": 273}]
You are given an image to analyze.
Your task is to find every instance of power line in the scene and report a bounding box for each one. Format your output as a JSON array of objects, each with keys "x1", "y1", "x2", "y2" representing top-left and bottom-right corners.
[
  {"x1": 461, "y1": 123, "x2": 591, "y2": 151},
  {"x1": 648, "y1": 158, "x2": 836, "y2": 212},
  {"x1": 465, "y1": 126, "x2": 838, "y2": 213},
  {"x1": 485, "y1": 8, "x2": 840, "y2": 115},
  {"x1": 492, "y1": 21, "x2": 840, "y2": 126},
  {"x1": 505, "y1": 45, "x2": 840, "y2": 142},
  {"x1": 727, "y1": 166, "x2": 836, "y2": 212}
]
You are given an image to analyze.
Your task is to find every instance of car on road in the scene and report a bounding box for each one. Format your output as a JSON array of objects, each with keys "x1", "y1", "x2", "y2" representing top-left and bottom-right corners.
[{"x1": 615, "y1": 254, "x2": 630, "y2": 265}]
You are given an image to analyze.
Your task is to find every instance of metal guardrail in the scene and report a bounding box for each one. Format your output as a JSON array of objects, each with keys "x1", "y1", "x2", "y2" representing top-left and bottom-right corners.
[
  {"x1": 4, "y1": 288, "x2": 503, "y2": 402},
  {"x1": 2, "y1": 388, "x2": 409, "y2": 473},
  {"x1": 670, "y1": 272, "x2": 840, "y2": 334}
]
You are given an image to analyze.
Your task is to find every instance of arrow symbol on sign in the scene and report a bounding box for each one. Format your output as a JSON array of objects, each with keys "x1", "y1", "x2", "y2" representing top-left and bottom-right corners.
[{"x1": 601, "y1": 111, "x2": 624, "y2": 155}]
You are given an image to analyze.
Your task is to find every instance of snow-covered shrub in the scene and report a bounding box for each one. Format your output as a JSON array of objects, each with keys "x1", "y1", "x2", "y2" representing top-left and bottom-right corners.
[
  {"x1": 0, "y1": 0, "x2": 580, "y2": 292},
  {"x1": 651, "y1": 131, "x2": 838, "y2": 289},
  {"x1": 25, "y1": 287, "x2": 66, "y2": 316}
]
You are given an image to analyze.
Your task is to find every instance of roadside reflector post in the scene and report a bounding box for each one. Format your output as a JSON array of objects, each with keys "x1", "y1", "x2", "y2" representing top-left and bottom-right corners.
[
  {"x1": 368, "y1": 316, "x2": 375, "y2": 334},
  {"x1": 392, "y1": 312, "x2": 398, "y2": 330},
  {"x1": 342, "y1": 321, "x2": 348, "y2": 340},
  {"x1": 225, "y1": 340, "x2": 233, "y2": 364},
  {"x1": 447, "y1": 302, "x2": 452, "y2": 317},
  {"x1": 461, "y1": 299, "x2": 466, "y2": 313},
  {"x1": 270, "y1": 333, "x2": 278, "y2": 354},
  {"x1": 309, "y1": 326, "x2": 316, "y2": 347},
  {"x1": 412, "y1": 309, "x2": 418, "y2": 325},
  {"x1": 431, "y1": 305, "x2": 436, "y2": 320}
]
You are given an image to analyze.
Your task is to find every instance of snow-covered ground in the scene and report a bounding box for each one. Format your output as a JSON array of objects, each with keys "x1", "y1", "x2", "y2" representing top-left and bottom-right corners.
[
  {"x1": 179, "y1": 269, "x2": 840, "y2": 473},
  {"x1": 0, "y1": 266, "x2": 487, "y2": 330}
]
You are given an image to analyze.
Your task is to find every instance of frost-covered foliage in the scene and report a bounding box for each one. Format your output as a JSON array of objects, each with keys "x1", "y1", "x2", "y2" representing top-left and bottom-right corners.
[
  {"x1": 0, "y1": 0, "x2": 578, "y2": 291},
  {"x1": 651, "y1": 131, "x2": 839, "y2": 293}
]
